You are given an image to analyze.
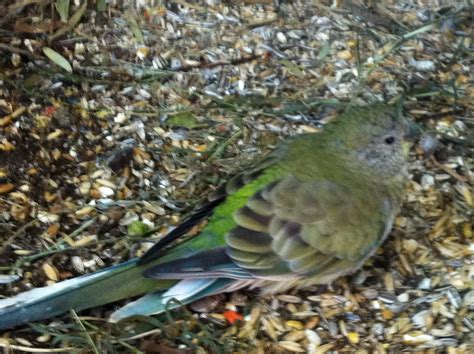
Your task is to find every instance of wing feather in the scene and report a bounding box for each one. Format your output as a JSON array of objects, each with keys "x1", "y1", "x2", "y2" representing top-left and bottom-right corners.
[{"x1": 226, "y1": 175, "x2": 396, "y2": 285}]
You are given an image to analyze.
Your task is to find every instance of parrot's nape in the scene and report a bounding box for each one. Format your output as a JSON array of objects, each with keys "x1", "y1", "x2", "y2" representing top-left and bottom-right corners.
[{"x1": 0, "y1": 104, "x2": 415, "y2": 330}]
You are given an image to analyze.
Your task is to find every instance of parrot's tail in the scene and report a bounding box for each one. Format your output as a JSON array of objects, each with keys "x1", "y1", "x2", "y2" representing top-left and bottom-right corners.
[
  {"x1": 0, "y1": 259, "x2": 169, "y2": 330},
  {"x1": 0, "y1": 259, "x2": 242, "y2": 330}
]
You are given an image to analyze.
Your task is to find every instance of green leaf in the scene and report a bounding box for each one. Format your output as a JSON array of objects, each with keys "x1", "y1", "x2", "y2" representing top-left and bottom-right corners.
[
  {"x1": 55, "y1": 0, "x2": 70, "y2": 22},
  {"x1": 402, "y1": 22, "x2": 438, "y2": 40},
  {"x1": 127, "y1": 221, "x2": 150, "y2": 236},
  {"x1": 124, "y1": 12, "x2": 145, "y2": 45},
  {"x1": 281, "y1": 59, "x2": 304, "y2": 78},
  {"x1": 43, "y1": 47, "x2": 73, "y2": 73},
  {"x1": 165, "y1": 111, "x2": 200, "y2": 129},
  {"x1": 96, "y1": 0, "x2": 107, "y2": 12},
  {"x1": 318, "y1": 42, "x2": 331, "y2": 61}
]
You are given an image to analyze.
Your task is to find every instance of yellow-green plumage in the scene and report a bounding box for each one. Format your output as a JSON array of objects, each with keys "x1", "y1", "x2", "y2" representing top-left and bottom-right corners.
[{"x1": 0, "y1": 104, "x2": 411, "y2": 329}]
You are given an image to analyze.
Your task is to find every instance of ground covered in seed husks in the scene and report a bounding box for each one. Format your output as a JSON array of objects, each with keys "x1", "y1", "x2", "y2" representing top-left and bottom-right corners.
[{"x1": 0, "y1": 0, "x2": 472, "y2": 352}]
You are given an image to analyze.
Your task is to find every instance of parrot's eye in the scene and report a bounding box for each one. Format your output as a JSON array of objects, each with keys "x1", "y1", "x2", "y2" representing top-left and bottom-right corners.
[{"x1": 384, "y1": 136, "x2": 396, "y2": 145}]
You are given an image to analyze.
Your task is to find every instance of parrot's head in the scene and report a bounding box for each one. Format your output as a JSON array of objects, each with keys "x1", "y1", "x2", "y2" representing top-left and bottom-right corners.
[{"x1": 326, "y1": 103, "x2": 416, "y2": 181}]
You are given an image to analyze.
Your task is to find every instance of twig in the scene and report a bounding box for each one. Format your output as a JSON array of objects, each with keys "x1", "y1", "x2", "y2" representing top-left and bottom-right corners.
[
  {"x1": 0, "y1": 43, "x2": 43, "y2": 60},
  {"x1": 245, "y1": 16, "x2": 278, "y2": 29},
  {"x1": 174, "y1": 54, "x2": 262, "y2": 72},
  {"x1": 76, "y1": 320, "x2": 144, "y2": 353},
  {"x1": 0, "y1": 343, "x2": 79, "y2": 353},
  {"x1": 123, "y1": 328, "x2": 162, "y2": 341},
  {"x1": 70, "y1": 218, "x2": 97, "y2": 238},
  {"x1": 49, "y1": 0, "x2": 87, "y2": 41},
  {"x1": 0, "y1": 219, "x2": 37, "y2": 255},
  {"x1": 70, "y1": 310, "x2": 100, "y2": 354},
  {"x1": 206, "y1": 131, "x2": 243, "y2": 161}
]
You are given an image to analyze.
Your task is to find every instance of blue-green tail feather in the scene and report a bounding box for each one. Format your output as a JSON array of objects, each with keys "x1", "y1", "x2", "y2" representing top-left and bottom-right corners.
[
  {"x1": 0, "y1": 260, "x2": 173, "y2": 330},
  {"x1": 110, "y1": 278, "x2": 236, "y2": 322}
]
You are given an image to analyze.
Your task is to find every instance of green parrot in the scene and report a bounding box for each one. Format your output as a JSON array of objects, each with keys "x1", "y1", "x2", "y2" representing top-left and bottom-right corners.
[{"x1": 0, "y1": 104, "x2": 414, "y2": 330}]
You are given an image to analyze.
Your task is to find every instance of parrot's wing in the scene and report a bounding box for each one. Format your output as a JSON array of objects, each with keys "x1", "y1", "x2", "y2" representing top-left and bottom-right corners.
[
  {"x1": 138, "y1": 150, "x2": 286, "y2": 264},
  {"x1": 145, "y1": 175, "x2": 397, "y2": 287},
  {"x1": 228, "y1": 175, "x2": 398, "y2": 285}
]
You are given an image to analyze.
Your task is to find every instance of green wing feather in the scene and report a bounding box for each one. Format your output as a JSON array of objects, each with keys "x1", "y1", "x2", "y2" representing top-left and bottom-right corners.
[{"x1": 225, "y1": 174, "x2": 398, "y2": 288}]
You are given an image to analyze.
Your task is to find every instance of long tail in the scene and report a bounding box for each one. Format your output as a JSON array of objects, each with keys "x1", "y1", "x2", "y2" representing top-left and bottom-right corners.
[
  {"x1": 0, "y1": 260, "x2": 243, "y2": 330},
  {"x1": 0, "y1": 259, "x2": 172, "y2": 330}
]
